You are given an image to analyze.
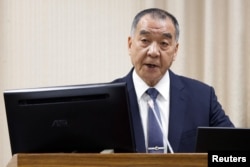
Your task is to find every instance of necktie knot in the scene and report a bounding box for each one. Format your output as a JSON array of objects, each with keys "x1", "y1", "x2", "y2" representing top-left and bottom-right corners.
[{"x1": 146, "y1": 88, "x2": 159, "y2": 100}]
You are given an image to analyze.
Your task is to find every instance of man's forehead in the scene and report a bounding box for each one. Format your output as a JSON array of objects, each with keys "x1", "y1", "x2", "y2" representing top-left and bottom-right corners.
[
  {"x1": 137, "y1": 15, "x2": 175, "y2": 33},
  {"x1": 136, "y1": 17, "x2": 175, "y2": 39}
]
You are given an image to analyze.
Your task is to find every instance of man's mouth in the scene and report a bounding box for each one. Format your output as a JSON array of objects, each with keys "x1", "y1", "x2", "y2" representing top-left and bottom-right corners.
[{"x1": 146, "y1": 64, "x2": 158, "y2": 68}]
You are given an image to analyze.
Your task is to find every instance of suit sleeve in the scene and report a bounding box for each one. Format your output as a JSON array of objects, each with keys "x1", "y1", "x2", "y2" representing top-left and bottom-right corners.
[{"x1": 209, "y1": 87, "x2": 235, "y2": 127}]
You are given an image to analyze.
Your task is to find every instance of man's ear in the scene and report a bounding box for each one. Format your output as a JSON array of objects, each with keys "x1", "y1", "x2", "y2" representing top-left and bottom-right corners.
[
  {"x1": 128, "y1": 36, "x2": 132, "y2": 55},
  {"x1": 173, "y1": 43, "x2": 179, "y2": 61}
]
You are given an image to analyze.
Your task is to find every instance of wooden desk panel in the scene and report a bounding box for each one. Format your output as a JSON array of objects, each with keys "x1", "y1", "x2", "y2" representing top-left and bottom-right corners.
[{"x1": 7, "y1": 153, "x2": 208, "y2": 167}]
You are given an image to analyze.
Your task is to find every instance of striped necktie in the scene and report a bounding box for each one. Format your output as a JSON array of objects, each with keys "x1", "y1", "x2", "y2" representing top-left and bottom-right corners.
[{"x1": 146, "y1": 88, "x2": 164, "y2": 153}]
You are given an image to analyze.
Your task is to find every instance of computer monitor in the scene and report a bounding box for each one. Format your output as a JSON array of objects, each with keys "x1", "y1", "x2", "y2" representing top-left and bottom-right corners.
[
  {"x1": 4, "y1": 82, "x2": 136, "y2": 155},
  {"x1": 195, "y1": 127, "x2": 250, "y2": 152}
]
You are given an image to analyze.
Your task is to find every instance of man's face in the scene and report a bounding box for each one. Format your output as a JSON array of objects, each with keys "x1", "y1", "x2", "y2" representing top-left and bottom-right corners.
[{"x1": 128, "y1": 14, "x2": 179, "y2": 86}]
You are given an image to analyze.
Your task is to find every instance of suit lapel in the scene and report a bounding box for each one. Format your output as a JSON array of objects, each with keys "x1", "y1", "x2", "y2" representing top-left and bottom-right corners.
[
  {"x1": 122, "y1": 69, "x2": 146, "y2": 152},
  {"x1": 168, "y1": 70, "x2": 187, "y2": 152}
]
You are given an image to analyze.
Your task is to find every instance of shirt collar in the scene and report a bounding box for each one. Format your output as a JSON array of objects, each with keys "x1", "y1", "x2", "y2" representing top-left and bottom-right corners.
[{"x1": 132, "y1": 69, "x2": 170, "y2": 101}]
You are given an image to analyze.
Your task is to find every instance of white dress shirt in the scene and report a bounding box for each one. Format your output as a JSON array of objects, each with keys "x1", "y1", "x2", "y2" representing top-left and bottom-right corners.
[{"x1": 132, "y1": 70, "x2": 170, "y2": 153}]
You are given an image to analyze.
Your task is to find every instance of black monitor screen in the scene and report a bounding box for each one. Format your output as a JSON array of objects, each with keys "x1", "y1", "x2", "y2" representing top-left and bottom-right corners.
[
  {"x1": 196, "y1": 127, "x2": 250, "y2": 152},
  {"x1": 4, "y1": 82, "x2": 135, "y2": 155}
]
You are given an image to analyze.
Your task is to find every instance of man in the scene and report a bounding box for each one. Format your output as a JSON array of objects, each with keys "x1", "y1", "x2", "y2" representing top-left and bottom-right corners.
[{"x1": 113, "y1": 8, "x2": 234, "y2": 153}]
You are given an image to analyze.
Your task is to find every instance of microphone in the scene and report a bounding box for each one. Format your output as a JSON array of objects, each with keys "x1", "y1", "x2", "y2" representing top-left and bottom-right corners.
[{"x1": 147, "y1": 99, "x2": 174, "y2": 154}]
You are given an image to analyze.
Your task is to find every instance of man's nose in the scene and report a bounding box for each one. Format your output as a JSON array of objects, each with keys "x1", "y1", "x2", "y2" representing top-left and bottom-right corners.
[{"x1": 148, "y1": 42, "x2": 160, "y2": 57}]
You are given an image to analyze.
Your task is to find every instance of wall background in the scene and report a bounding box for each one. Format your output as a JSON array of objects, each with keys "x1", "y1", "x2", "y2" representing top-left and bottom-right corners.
[{"x1": 1, "y1": 0, "x2": 249, "y2": 166}]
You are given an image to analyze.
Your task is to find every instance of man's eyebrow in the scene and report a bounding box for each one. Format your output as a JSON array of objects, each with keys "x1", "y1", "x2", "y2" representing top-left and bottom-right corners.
[
  {"x1": 139, "y1": 30, "x2": 173, "y2": 39},
  {"x1": 139, "y1": 30, "x2": 173, "y2": 40},
  {"x1": 163, "y1": 33, "x2": 173, "y2": 39},
  {"x1": 139, "y1": 30, "x2": 150, "y2": 35}
]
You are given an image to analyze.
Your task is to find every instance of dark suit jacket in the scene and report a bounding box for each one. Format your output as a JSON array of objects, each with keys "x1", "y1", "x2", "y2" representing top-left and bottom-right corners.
[{"x1": 113, "y1": 68, "x2": 234, "y2": 153}]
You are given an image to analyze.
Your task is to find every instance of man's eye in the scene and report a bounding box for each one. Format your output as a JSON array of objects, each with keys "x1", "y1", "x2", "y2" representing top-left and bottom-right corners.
[
  {"x1": 161, "y1": 42, "x2": 169, "y2": 46},
  {"x1": 141, "y1": 39, "x2": 149, "y2": 43}
]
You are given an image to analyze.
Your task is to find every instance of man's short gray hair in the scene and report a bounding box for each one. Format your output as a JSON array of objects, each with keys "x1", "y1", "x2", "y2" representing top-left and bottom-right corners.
[{"x1": 130, "y1": 8, "x2": 180, "y2": 42}]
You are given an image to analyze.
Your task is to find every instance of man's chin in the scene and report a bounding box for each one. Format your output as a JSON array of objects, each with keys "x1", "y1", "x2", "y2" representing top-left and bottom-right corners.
[{"x1": 142, "y1": 75, "x2": 163, "y2": 87}]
